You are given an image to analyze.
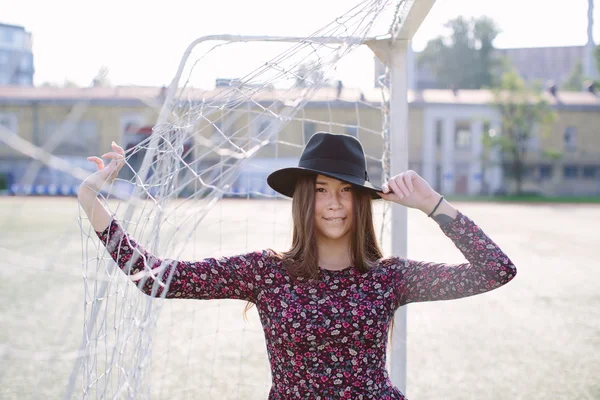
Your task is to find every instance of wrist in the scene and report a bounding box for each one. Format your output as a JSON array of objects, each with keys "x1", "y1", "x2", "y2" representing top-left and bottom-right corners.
[
  {"x1": 78, "y1": 180, "x2": 100, "y2": 198},
  {"x1": 419, "y1": 192, "x2": 442, "y2": 214}
]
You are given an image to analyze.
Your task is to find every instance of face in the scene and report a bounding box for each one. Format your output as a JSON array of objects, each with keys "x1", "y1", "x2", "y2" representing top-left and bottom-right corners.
[{"x1": 313, "y1": 174, "x2": 354, "y2": 243}]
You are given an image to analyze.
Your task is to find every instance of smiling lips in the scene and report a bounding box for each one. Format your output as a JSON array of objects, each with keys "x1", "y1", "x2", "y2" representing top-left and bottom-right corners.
[{"x1": 324, "y1": 217, "x2": 346, "y2": 222}]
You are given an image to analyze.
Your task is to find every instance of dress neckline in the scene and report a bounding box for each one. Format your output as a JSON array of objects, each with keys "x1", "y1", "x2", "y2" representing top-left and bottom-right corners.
[{"x1": 319, "y1": 265, "x2": 354, "y2": 273}]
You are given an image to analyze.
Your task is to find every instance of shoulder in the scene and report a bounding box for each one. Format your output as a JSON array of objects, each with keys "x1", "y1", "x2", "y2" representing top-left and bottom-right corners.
[
  {"x1": 239, "y1": 248, "x2": 287, "y2": 272},
  {"x1": 235, "y1": 249, "x2": 279, "y2": 266},
  {"x1": 377, "y1": 256, "x2": 406, "y2": 269}
]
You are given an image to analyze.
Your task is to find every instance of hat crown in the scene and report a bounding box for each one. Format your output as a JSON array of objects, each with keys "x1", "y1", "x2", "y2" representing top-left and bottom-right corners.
[
  {"x1": 301, "y1": 132, "x2": 366, "y2": 171},
  {"x1": 266, "y1": 131, "x2": 381, "y2": 199}
]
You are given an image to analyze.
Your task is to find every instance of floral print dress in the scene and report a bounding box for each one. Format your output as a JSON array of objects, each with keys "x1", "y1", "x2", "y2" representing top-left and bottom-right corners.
[{"x1": 95, "y1": 210, "x2": 516, "y2": 399}]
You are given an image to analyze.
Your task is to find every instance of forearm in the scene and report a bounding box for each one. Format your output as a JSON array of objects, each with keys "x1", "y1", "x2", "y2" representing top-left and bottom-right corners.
[
  {"x1": 78, "y1": 184, "x2": 113, "y2": 232},
  {"x1": 396, "y1": 210, "x2": 517, "y2": 305}
]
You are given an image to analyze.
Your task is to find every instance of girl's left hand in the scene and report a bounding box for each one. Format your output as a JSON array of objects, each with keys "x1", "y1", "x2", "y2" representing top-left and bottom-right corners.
[{"x1": 379, "y1": 170, "x2": 439, "y2": 212}]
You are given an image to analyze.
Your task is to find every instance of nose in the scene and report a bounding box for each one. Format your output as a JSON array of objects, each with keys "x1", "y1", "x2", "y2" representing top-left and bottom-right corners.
[{"x1": 327, "y1": 192, "x2": 343, "y2": 210}]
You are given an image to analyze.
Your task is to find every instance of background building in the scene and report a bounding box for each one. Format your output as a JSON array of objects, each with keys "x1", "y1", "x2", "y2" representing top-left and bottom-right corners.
[
  {"x1": 1, "y1": 84, "x2": 599, "y2": 197},
  {"x1": 0, "y1": 23, "x2": 34, "y2": 86}
]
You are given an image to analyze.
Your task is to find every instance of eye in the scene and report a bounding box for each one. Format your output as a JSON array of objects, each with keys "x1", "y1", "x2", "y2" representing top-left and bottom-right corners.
[
  {"x1": 342, "y1": 186, "x2": 352, "y2": 192},
  {"x1": 316, "y1": 187, "x2": 326, "y2": 193}
]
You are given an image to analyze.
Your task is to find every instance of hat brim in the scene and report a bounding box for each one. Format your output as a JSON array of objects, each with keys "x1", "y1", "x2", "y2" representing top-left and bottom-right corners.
[{"x1": 267, "y1": 167, "x2": 383, "y2": 199}]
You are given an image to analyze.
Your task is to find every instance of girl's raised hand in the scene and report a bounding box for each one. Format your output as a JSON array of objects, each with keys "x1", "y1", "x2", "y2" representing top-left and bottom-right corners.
[
  {"x1": 379, "y1": 170, "x2": 439, "y2": 213},
  {"x1": 81, "y1": 141, "x2": 126, "y2": 193}
]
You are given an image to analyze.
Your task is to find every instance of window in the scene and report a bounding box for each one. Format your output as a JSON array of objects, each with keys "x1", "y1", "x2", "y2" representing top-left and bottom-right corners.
[
  {"x1": 259, "y1": 120, "x2": 271, "y2": 136},
  {"x1": 19, "y1": 76, "x2": 32, "y2": 86},
  {"x1": 121, "y1": 115, "x2": 144, "y2": 135},
  {"x1": 454, "y1": 121, "x2": 471, "y2": 149},
  {"x1": 539, "y1": 165, "x2": 553, "y2": 180},
  {"x1": 255, "y1": 117, "x2": 276, "y2": 149},
  {"x1": 564, "y1": 126, "x2": 577, "y2": 151},
  {"x1": 20, "y1": 55, "x2": 31, "y2": 70},
  {"x1": 303, "y1": 122, "x2": 316, "y2": 144},
  {"x1": 582, "y1": 165, "x2": 599, "y2": 179},
  {"x1": 344, "y1": 126, "x2": 358, "y2": 138},
  {"x1": 121, "y1": 115, "x2": 145, "y2": 147},
  {"x1": 0, "y1": 113, "x2": 17, "y2": 135},
  {"x1": 2, "y1": 29, "x2": 14, "y2": 45},
  {"x1": 456, "y1": 129, "x2": 471, "y2": 148},
  {"x1": 563, "y1": 165, "x2": 578, "y2": 179},
  {"x1": 524, "y1": 166, "x2": 535, "y2": 179},
  {"x1": 255, "y1": 117, "x2": 275, "y2": 140},
  {"x1": 42, "y1": 120, "x2": 98, "y2": 156},
  {"x1": 435, "y1": 120, "x2": 443, "y2": 147}
]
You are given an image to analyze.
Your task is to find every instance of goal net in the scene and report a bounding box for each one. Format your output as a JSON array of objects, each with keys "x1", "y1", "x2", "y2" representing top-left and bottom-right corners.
[{"x1": 0, "y1": 1, "x2": 425, "y2": 399}]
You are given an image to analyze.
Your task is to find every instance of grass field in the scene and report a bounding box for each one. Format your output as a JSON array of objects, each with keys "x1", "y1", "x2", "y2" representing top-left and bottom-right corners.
[{"x1": 1, "y1": 197, "x2": 599, "y2": 399}]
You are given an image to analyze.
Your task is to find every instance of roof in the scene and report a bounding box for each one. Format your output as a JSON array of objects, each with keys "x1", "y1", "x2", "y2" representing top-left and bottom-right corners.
[
  {"x1": 0, "y1": 85, "x2": 599, "y2": 110},
  {"x1": 0, "y1": 23, "x2": 26, "y2": 31}
]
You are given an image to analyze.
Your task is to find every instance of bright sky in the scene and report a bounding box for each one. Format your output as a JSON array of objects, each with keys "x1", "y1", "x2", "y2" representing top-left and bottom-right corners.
[{"x1": 2, "y1": 0, "x2": 599, "y2": 90}]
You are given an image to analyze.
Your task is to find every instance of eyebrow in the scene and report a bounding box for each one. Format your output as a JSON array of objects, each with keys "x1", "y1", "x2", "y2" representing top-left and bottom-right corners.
[{"x1": 315, "y1": 181, "x2": 351, "y2": 186}]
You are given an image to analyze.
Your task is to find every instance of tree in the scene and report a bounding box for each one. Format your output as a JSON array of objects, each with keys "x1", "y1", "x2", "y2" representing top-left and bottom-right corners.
[
  {"x1": 295, "y1": 61, "x2": 326, "y2": 87},
  {"x1": 91, "y1": 66, "x2": 111, "y2": 87},
  {"x1": 39, "y1": 79, "x2": 79, "y2": 88},
  {"x1": 562, "y1": 62, "x2": 585, "y2": 91},
  {"x1": 419, "y1": 16, "x2": 502, "y2": 89},
  {"x1": 596, "y1": 44, "x2": 600, "y2": 75},
  {"x1": 490, "y1": 70, "x2": 556, "y2": 195}
]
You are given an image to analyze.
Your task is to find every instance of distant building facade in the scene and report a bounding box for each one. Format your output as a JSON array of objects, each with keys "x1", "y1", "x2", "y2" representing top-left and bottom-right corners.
[
  {"x1": 0, "y1": 85, "x2": 599, "y2": 196},
  {"x1": 0, "y1": 23, "x2": 34, "y2": 86}
]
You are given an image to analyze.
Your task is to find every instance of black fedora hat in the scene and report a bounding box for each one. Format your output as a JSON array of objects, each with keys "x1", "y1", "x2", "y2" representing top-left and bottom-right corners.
[{"x1": 267, "y1": 132, "x2": 382, "y2": 199}]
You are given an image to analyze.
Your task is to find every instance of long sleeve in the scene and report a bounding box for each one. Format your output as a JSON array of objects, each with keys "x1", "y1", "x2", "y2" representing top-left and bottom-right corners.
[
  {"x1": 388, "y1": 211, "x2": 517, "y2": 308},
  {"x1": 95, "y1": 219, "x2": 271, "y2": 303}
]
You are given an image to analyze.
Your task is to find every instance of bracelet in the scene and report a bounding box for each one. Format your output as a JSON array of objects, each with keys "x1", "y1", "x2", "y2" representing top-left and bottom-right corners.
[{"x1": 427, "y1": 195, "x2": 444, "y2": 218}]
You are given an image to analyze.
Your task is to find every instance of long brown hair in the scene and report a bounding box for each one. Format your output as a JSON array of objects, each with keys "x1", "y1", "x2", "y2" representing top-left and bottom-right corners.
[{"x1": 242, "y1": 174, "x2": 396, "y2": 338}]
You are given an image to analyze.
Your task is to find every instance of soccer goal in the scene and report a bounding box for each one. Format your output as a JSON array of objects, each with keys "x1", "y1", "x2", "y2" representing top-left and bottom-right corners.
[{"x1": 69, "y1": 0, "x2": 436, "y2": 398}]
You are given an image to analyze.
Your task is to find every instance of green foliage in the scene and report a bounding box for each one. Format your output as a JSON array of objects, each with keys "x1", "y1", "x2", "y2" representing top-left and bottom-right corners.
[
  {"x1": 0, "y1": 173, "x2": 7, "y2": 191},
  {"x1": 419, "y1": 16, "x2": 502, "y2": 89},
  {"x1": 542, "y1": 148, "x2": 563, "y2": 161},
  {"x1": 562, "y1": 62, "x2": 585, "y2": 91},
  {"x1": 295, "y1": 61, "x2": 326, "y2": 88},
  {"x1": 490, "y1": 70, "x2": 557, "y2": 194}
]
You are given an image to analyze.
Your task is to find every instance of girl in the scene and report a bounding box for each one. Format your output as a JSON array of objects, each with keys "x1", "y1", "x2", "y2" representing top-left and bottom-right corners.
[{"x1": 79, "y1": 132, "x2": 516, "y2": 399}]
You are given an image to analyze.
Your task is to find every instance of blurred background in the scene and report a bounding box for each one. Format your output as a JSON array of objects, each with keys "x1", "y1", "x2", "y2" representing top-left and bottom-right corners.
[{"x1": 0, "y1": 0, "x2": 599, "y2": 198}]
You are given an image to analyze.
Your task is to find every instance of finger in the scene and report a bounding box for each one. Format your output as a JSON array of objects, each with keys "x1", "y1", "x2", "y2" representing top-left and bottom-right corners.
[
  {"x1": 388, "y1": 177, "x2": 405, "y2": 198},
  {"x1": 391, "y1": 175, "x2": 410, "y2": 197},
  {"x1": 111, "y1": 141, "x2": 125, "y2": 156},
  {"x1": 403, "y1": 172, "x2": 414, "y2": 192},
  {"x1": 101, "y1": 151, "x2": 124, "y2": 160},
  {"x1": 398, "y1": 176, "x2": 411, "y2": 197},
  {"x1": 378, "y1": 192, "x2": 393, "y2": 202},
  {"x1": 87, "y1": 156, "x2": 104, "y2": 170},
  {"x1": 381, "y1": 183, "x2": 389, "y2": 194}
]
